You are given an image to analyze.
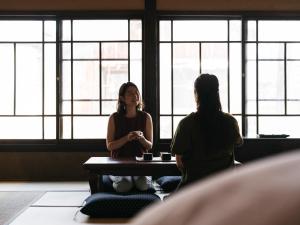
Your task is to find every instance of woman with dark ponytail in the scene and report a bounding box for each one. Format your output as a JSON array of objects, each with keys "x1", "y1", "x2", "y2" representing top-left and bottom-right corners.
[{"x1": 171, "y1": 74, "x2": 243, "y2": 189}]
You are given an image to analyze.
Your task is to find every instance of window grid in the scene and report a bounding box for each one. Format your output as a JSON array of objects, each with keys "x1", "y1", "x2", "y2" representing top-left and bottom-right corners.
[
  {"x1": 245, "y1": 20, "x2": 300, "y2": 137},
  {"x1": 0, "y1": 19, "x2": 56, "y2": 140},
  {"x1": 159, "y1": 19, "x2": 242, "y2": 138},
  {"x1": 60, "y1": 19, "x2": 142, "y2": 139}
]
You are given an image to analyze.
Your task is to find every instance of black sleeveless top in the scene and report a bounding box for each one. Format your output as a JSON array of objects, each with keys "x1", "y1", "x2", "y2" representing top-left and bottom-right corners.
[{"x1": 111, "y1": 110, "x2": 147, "y2": 158}]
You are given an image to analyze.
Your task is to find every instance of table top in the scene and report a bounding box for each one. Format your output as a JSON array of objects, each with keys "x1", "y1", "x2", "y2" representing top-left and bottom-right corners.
[{"x1": 83, "y1": 157, "x2": 180, "y2": 176}]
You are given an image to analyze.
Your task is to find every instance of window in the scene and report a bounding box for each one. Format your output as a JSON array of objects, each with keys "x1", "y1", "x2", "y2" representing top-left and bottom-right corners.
[
  {"x1": 0, "y1": 18, "x2": 142, "y2": 140},
  {"x1": 246, "y1": 20, "x2": 300, "y2": 137},
  {"x1": 0, "y1": 20, "x2": 56, "y2": 139},
  {"x1": 159, "y1": 19, "x2": 242, "y2": 138},
  {"x1": 159, "y1": 18, "x2": 300, "y2": 139},
  {"x1": 1, "y1": 15, "x2": 300, "y2": 142},
  {"x1": 61, "y1": 19, "x2": 142, "y2": 139}
]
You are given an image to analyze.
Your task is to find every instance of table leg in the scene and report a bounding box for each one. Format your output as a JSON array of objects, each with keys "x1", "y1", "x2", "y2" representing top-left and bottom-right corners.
[{"x1": 89, "y1": 172, "x2": 99, "y2": 194}]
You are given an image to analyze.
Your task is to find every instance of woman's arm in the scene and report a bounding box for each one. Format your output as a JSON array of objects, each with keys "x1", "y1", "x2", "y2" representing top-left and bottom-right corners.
[
  {"x1": 137, "y1": 113, "x2": 153, "y2": 151},
  {"x1": 106, "y1": 114, "x2": 136, "y2": 151},
  {"x1": 175, "y1": 154, "x2": 184, "y2": 171}
]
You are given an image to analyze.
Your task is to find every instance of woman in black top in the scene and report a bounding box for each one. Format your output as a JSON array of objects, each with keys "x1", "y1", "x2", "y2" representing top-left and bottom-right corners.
[
  {"x1": 106, "y1": 82, "x2": 153, "y2": 192},
  {"x1": 171, "y1": 74, "x2": 243, "y2": 189}
]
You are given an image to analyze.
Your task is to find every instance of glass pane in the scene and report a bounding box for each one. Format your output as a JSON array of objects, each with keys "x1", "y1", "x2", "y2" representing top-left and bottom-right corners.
[
  {"x1": 229, "y1": 43, "x2": 242, "y2": 114},
  {"x1": 73, "y1": 43, "x2": 99, "y2": 59},
  {"x1": 259, "y1": 116, "x2": 300, "y2": 137},
  {"x1": 73, "y1": 20, "x2": 128, "y2": 41},
  {"x1": 130, "y1": 43, "x2": 142, "y2": 95},
  {"x1": 233, "y1": 115, "x2": 242, "y2": 135},
  {"x1": 62, "y1": 43, "x2": 71, "y2": 60},
  {"x1": 130, "y1": 20, "x2": 142, "y2": 40},
  {"x1": 62, "y1": 100, "x2": 71, "y2": 115},
  {"x1": 102, "y1": 101, "x2": 117, "y2": 115},
  {"x1": 287, "y1": 43, "x2": 300, "y2": 59},
  {"x1": 160, "y1": 21, "x2": 171, "y2": 42},
  {"x1": 173, "y1": 116, "x2": 185, "y2": 136},
  {"x1": 0, "y1": 117, "x2": 42, "y2": 139},
  {"x1": 44, "y1": 21, "x2": 56, "y2": 42},
  {"x1": 0, "y1": 44, "x2": 14, "y2": 115},
  {"x1": 102, "y1": 43, "x2": 128, "y2": 59},
  {"x1": 44, "y1": 116, "x2": 56, "y2": 139},
  {"x1": 246, "y1": 61, "x2": 256, "y2": 114},
  {"x1": 160, "y1": 43, "x2": 172, "y2": 114},
  {"x1": 246, "y1": 43, "x2": 256, "y2": 61},
  {"x1": 247, "y1": 21, "x2": 256, "y2": 41},
  {"x1": 259, "y1": 101, "x2": 284, "y2": 114},
  {"x1": 62, "y1": 20, "x2": 71, "y2": 41},
  {"x1": 259, "y1": 21, "x2": 300, "y2": 41},
  {"x1": 62, "y1": 61, "x2": 71, "y2": 100},
  {"x1": 73, "y1": 116, "x2": 109, "y2": 139},
  {"x1": 73, "y1": 101, "x2": 99, "y2": 114},
  {"x1": 62, "y1": 116, "x2": 71, "y2": 139},
  {"x1": 173, "y1": 43, "x2": 199, "y2": 114},
  {"x1": 0, "y1": 21, "x2": 42, "y2": 42},
  {"x1": 73, "y1": 61, "x2": 99, "y2": 100},
  {"x1": 230, "y1": 20, "x2": 241, "y2": 41},
  {"x1": 287, "y1": 61, "x2": 300, "y2": 114},
  {"x1": 258, "y1": 43, "x2": 284, "y2": 59},
  {"x1": 287, "y1": 61, "x2": 300, "y2": 99},
  {"x1": 287, "y1": 101, "x2": 300, "y2": 114},
  {"x1": 202, "y1": 43, "x2": 228, "y2": 112},
  {"x1": 16, "y1": 44, "x2": 42, "y2": 115},
  {"x1": 160, "y1": 116, "x2": 172, "y2": 139},
  {"x1": 44, "y1": 44, "x2": 56, "y2": 115},
  {"x1": 258, "y1": 61, "x2": 284, "y2": 100},
  {"x1": 102, "y1": 61, "x2": 128, "y2": 99},
  {"x1": 246, "y1": 116, "x2": 257, "y2": 137},
  {"x1": 173, "y1": 20, "x2": 228, "y2": 41}
]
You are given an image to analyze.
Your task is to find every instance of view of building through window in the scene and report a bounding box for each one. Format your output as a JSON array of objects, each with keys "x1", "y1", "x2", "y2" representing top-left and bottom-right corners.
[
  {"x1": 0, "y1": 19, "x2": 142, "y2": 139},
  {"x1": 159, "y1": 19, "x2": 300, "y2": 138},
  {"x1": 159, "y1": 20, "x2": 242, "y2": 138},
  {"x1": 0, "y1": 18, "x2": 300, "y2": 140}
]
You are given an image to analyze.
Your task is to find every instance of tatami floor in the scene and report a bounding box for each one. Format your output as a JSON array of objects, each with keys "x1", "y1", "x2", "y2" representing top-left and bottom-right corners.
[
  {"x1": 0, "y1": 181, "x2": 132, "y2": 225},
  {"x1": 0, "y1": 181, "x2": 167, "y2": 225}
]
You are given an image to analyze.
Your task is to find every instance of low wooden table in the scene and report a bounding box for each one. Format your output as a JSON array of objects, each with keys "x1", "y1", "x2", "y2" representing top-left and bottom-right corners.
[{"x1": 83, "y1": 157, "x2": 180, "y2": 194}]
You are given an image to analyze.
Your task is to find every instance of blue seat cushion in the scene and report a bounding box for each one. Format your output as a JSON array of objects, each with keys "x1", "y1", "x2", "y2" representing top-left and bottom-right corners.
[
  {"x1": 102, "y1": 175, "x2": 156, "y2": 193},
  {"x1": 156, "y1": 176, "x2": 181, "y2": 192},
  {"x1": 80, "y1": 192, "x2": 161, "y2": 218}
]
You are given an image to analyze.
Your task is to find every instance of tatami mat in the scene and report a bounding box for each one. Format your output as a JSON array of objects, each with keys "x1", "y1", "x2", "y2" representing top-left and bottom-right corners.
[
  {"x1": 9, "y1": 207, "x2": 130, "y2": 225},
  {"x1": 32, "y1": 191, "x2": 90, "y2": 207},
  {"x1": 0, "y1": 182, "x2": 89, "y2": 192}
]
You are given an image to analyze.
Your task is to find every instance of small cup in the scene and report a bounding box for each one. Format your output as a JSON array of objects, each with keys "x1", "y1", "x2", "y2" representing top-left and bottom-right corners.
[
  {"x1": 160, "y1": 152, "x2": 171, "y2": 161},
  {"x1": 143, "y1": 152, "x2": 153, "y2": 161}
]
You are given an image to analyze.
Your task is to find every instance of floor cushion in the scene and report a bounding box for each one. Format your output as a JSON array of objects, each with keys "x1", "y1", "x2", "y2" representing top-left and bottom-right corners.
[
  {"x1": 156, "y1": 176, "x2": 181, "y2": 192},
  {"x1": 80, "y1": 192, "x2": 160, "y2": 218}
]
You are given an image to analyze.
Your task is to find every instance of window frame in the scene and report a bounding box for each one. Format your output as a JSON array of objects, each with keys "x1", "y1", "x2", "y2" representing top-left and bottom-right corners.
[
  {"x1": 0, "y1": 12, "x2": 145, "y2": 151},
  {"x1": 157, "y1": 13, "x2": 300, "y2": 149},
  {"x1": 1, "y1": 12, "x2": 300, "y2": 152}
]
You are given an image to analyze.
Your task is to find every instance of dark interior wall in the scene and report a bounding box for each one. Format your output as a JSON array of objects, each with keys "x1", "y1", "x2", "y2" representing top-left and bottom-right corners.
[
  {"x1": 0, "y1": 0, "x2": 144, "y2": 11},
  {"x1": 157, "y1": 0, "x2": 300, "y2": 11},
  {"x1": 1, "y1": 0, "x2": 300, "y2": 11},
  {"x1": 0, "y1": 140, "x2": 300, "y2": 181},
  {"x1": 0, "y1": 151, "x2": 108, "y2": 181}
]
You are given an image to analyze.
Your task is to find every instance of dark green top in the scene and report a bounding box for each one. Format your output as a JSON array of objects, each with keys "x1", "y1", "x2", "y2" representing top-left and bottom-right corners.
[{"x1": 171, "y1": 112, "x2": 242, "y2": 188}]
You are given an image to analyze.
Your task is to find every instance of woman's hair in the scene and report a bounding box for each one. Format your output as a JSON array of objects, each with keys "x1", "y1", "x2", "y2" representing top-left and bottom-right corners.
[
  {"x1": 194, "y1": 74, "x2": 234, "y2": 154},
  {"x1": 194, "y1": 73, "x2": 222, "y2": 115},
  {"x1": 117, "y1": 82, "x2": 143, "y2": 114}
]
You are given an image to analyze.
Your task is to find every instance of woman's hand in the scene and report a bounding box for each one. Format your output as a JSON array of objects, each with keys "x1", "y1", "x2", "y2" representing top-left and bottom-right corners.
[{"x1": 127, "y1": 131, "x2": 144, "y2": 141}]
